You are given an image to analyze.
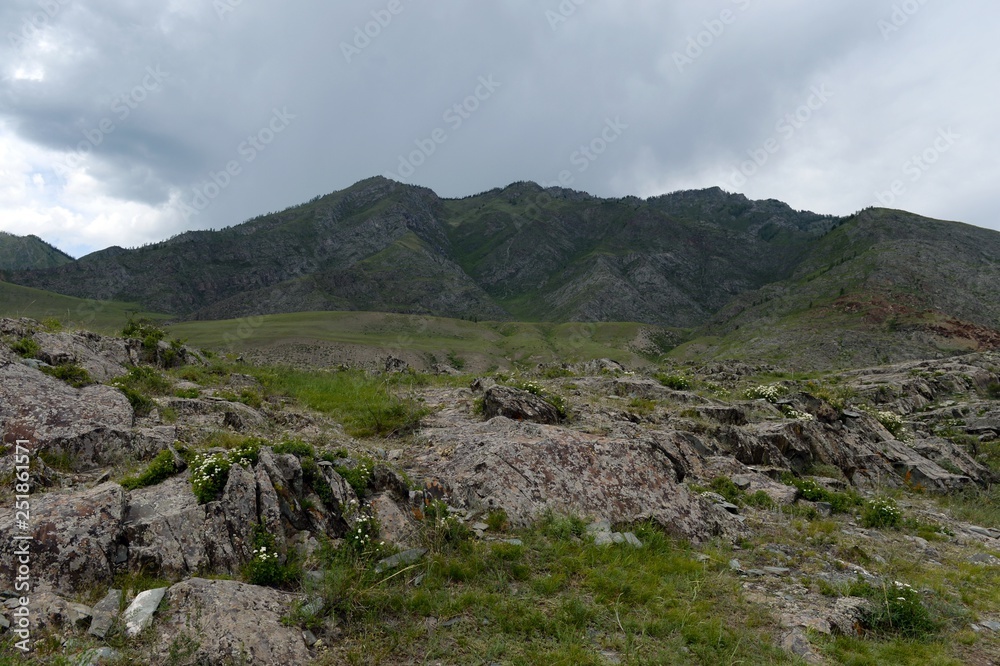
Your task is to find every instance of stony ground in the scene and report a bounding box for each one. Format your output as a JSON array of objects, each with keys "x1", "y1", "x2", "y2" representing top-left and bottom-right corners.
[{"x1": 2, "y1": 317, "x2": 1000, "y2": 664}]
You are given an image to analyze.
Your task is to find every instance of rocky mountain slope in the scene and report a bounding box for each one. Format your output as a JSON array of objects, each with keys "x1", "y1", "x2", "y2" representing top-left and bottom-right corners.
[
  {"x1": 1, "y1": 178, "x2": 838, "y2": 325},
  {"x1": 0, "y1": 232, "x2": 74, "y2": 272},
  {"x1": 2, "y1": 319, "x2": 1000, "y2": 663},
  {"x1": 5, "y1": 178, "x2": 999, "y2": 370}
]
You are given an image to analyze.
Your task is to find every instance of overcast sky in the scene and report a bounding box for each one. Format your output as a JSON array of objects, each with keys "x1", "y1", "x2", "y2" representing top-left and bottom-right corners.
[{"x1": 1, "y1": 0, "x2": 997, "y2": 257}]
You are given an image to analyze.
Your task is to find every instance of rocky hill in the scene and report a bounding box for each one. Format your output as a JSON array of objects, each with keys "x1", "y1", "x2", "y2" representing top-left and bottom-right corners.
[
  {"x1": 2, "y1": 178, "x2": 838, "y2": 326},
  {"x1": 0, "y1": 232, "x2": 74, "y2": 272},
  {"x1": 2, "y1": 318, "x2": 1000, "y2": 663}
]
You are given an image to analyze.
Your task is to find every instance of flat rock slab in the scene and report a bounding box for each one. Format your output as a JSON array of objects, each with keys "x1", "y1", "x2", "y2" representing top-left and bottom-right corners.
[
  {"x1": 0, "y1": 362, "x2": 134, "y2": 471},
  {"x1": 88, "y1": 588, "x2": 122, "y2": 638},
  {"x1": 419, "y1": 418, "x2": 744, "y2": 543},
  {"x1": 375, "y1": 548, "x2": 428, "y2": 574},
  {"x1": 123, "y1": 587, "x2": 167, "y2": 637},
  {"x1": 154, "y1": 578, "x2": 309, "y2": 664}
]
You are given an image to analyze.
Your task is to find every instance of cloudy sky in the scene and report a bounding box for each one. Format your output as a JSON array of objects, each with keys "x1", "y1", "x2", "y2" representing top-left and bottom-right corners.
[{"x1": 1, "y1": 0, "x2": 997, "y2": 257}]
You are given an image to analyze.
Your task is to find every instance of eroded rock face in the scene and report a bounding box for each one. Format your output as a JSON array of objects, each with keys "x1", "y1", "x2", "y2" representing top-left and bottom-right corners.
[
  {"x1": 0, "y1": 362, "x2": 134, "y2": 470},
  {"x1": 0, "y1": 483, "x2": 127, "y2": 593},
  {"x1": 154, "y1": 578, "x2": 310, "y2": 665},
  {"x1": 482, "y1": 386, "x2": 562, "y2": 424},
  {"x1": 417, "y1": 417, "x2": 745, "y2": 543}
]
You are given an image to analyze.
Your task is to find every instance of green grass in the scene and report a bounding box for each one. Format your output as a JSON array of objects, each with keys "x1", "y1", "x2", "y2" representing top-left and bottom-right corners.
[
  {"x1": 164, "y1": 311, "x2": 667, "y2": 370},
  {"x1": 119, "y1": 449, "x2": 182, "y2": 490},
  {"x1": 245, "y1": 366, "x2": 429, "y2": 438},
  {"x1": 304, "y1": 519, "x2": 798, "y2": 665},
  {"x1": 0, "y1": 280, "x2": 168, "y2": 334}
]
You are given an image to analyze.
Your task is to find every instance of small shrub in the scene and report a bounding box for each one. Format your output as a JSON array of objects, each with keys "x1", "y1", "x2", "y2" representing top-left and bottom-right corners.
[
  {"x1": 120, "y1": 449, "x2": 179, "y2": 490},
  {"x1": 40, "y1": 317, "x2": 63, "y2": 331},
  {"x1": 41, "y1": 363, "x2": 93, "y2": 388},
  {"x1": 854, "y1": 580, "x2": 937, "y2": 637},
  {"x1": 190, "y1": 442, "x2": 258, "y2": 503},
  {"x1": 243, "y1": 524, "x2": 297, "y2": 587},
  {"x1": 745, "y1": 490, "x2": 776, "y2": 509},
  {"x1": 335, "y1": 458, "x2": 373, "y2": 497},
  {"x1": 11, "y1": 336, "x2": 41, "y2": 358},
  {"x1": 655, "y1": 373, "x2": 691, "y2": 391},
  {"x1": 861, "y1": 496, "x2": 902, "y2": 529},
  {"x1": 174, "y1": 387, "x2": 200, "y2": 399},
  {"x1": 421, "y1": 500, "x2": 472, "y2": 551},
  {"x1": 486, "y1": 508, "x2": 510, "y2": 532},
  {"x1": 342, "y1": 505, "x2": 384, "y2": 561},
  {"x1": 986, "y1": 382, "x2": 1000, "y2": 400},
  {"x1": 861, "y1": 405, "x2": 909, "y2": 440},
  {"x1": 709, "y1": 477, "x2": 743, "y2": 504},
  {"x1": 273, "y1": 438, "x2": 316, "y2": 458},
  {"x1": 745, "y1": 384, "x2": 786, "y2": 403}
]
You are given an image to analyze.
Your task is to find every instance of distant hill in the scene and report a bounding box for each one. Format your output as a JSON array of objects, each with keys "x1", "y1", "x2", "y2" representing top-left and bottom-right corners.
[
  {"x1": 0, "y1": 231, "x2": 74, "y2": 271},
  {"x1": 3, "y1": 178, "x2": 999, "y2": 368}
]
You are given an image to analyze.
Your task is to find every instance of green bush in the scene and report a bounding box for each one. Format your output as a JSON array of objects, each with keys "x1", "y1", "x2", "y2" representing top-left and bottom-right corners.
[
  {"x1": 335, "y1": 458, "x2": 373, "y2": 497},
  {"x1": 174, "y1": 387, "x2": 199, "y2": 398},
  {"x1": 342, "y1": 511, "x2": 384, "y2": 561},
  {"x1": 243, "y1": 524, "x2": 298, "y2": 587},
  {"x1": 851, "y1": 580, "x2": 937, "y2": 637},
  {"x1": 11, "y1": 336, "x2": 40, "y2": 358},
  {"x1": 273, "y1": 438, "x2": 316, "y2": 458},
  {"x1": 190, "y1": 442, "x2": 259, "y2": 503},
  {"x1": 861, "y1": 497, "x2": 902, "y2": 529},
  {"x1": 986, "y1": 382, "x2": 1000, "y2": 400},
  {"x1": 41, "y1": 364, "x2": 93, "y2": 388},
  {"x1": 655, "y1": 373, "x2": 691, "y2": 391},
  {"x1": 121, "y1": 449, "x2": 180, "y2": 490}
]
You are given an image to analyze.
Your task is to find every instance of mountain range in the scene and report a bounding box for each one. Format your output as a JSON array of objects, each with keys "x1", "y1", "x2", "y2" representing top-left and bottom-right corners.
[{"x1": 2, "y1": 177, "x2": 999, "y2": 368}]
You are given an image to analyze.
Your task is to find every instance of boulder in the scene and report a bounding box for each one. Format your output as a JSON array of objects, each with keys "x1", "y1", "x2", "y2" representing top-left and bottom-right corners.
[
  {"x1": 417, "y1": 417, "x2": 745, "y2": 543},
  {"x1": 154, "y1": 578, "x2": 310, "y2": 664},
  {"x1": 481, "y1": 386, "x2": 562, "y2": 424},
  {"x1": 0, "y1": 362, "x2": 134, "y2": 471},
  {"x1": 123, "y1": 587, "x2": 167, "y2": 637},
  {"x1": 0, "y1": 482, "x2": 127, "y2": 594}
]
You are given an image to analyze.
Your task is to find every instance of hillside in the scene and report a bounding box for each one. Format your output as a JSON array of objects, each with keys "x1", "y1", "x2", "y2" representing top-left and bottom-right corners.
[
  {"x1": 2, "y1": 178, "x2": 837, "y2": 327},
  {"x1": 676, "y1": 209, "x2": 1000, "y2": 368},
  {"x1": 0, "y1": 231, "x2": 74, "y2": 271}
]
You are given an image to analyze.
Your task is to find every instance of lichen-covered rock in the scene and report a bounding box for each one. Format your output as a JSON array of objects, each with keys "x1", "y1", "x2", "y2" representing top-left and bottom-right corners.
[
  {"x1": 482, "y1": 386, "x2": 562, "y2": 424},
  {"x1": 0, "y1": 482, "x2": 127, "y2": 593},
  {"x1": 417, "y1": 417, "x2": 745, "y2": 543},
  {"x1": 125, "y1": 476, "x2": 210, "y2": 576},
  {"x1": 0, "y1": 362, "x2": 134, "y2": 470},
  {"x1": 154, "y1": 578, "x2": 310, "y2": 665}
]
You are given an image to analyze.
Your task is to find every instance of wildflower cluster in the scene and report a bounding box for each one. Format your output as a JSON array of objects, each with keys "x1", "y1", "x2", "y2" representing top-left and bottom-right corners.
[
  {"x1": 655, "y1": 373, "x2": 691, "y2": 391},
  {"x1": 513, "y1": 380, "x2": 569, "y2": 419},
  {"x1": 421, "y1": 499, "x2": 471, "y2": 550},
  {"x1": 342, "y1": 500, "x2": 385, "y2": 560},
  {"x1": 862, "y1": 406, "x2": 909, "y2": 440},
  {"x1": 745, "y1": 384, "x2": 786, "y2": 403},
  {"x1": 334, "y1": 458, "x2": 373, "y2": 497},
  {"x1": 190, "y1": 443, "x2": 259, "y2": 503},
  {"x1": 243, "y1": 523, "x2": 296, "y2": 587},
  {"x1": 865, "y1": 580, "x2": 936, "y2": 637},
  {"x1": 861, "y1": 496, "x2": 902, "y2": 528},
  {"x1": 781, "y1": 406, "x2": 816, "y2": 421}
]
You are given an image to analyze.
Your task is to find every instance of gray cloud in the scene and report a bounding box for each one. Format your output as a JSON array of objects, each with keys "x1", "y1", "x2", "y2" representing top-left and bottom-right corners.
[{"x1": 1, "y1": 0, "x2": 997, "y2": 256}]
